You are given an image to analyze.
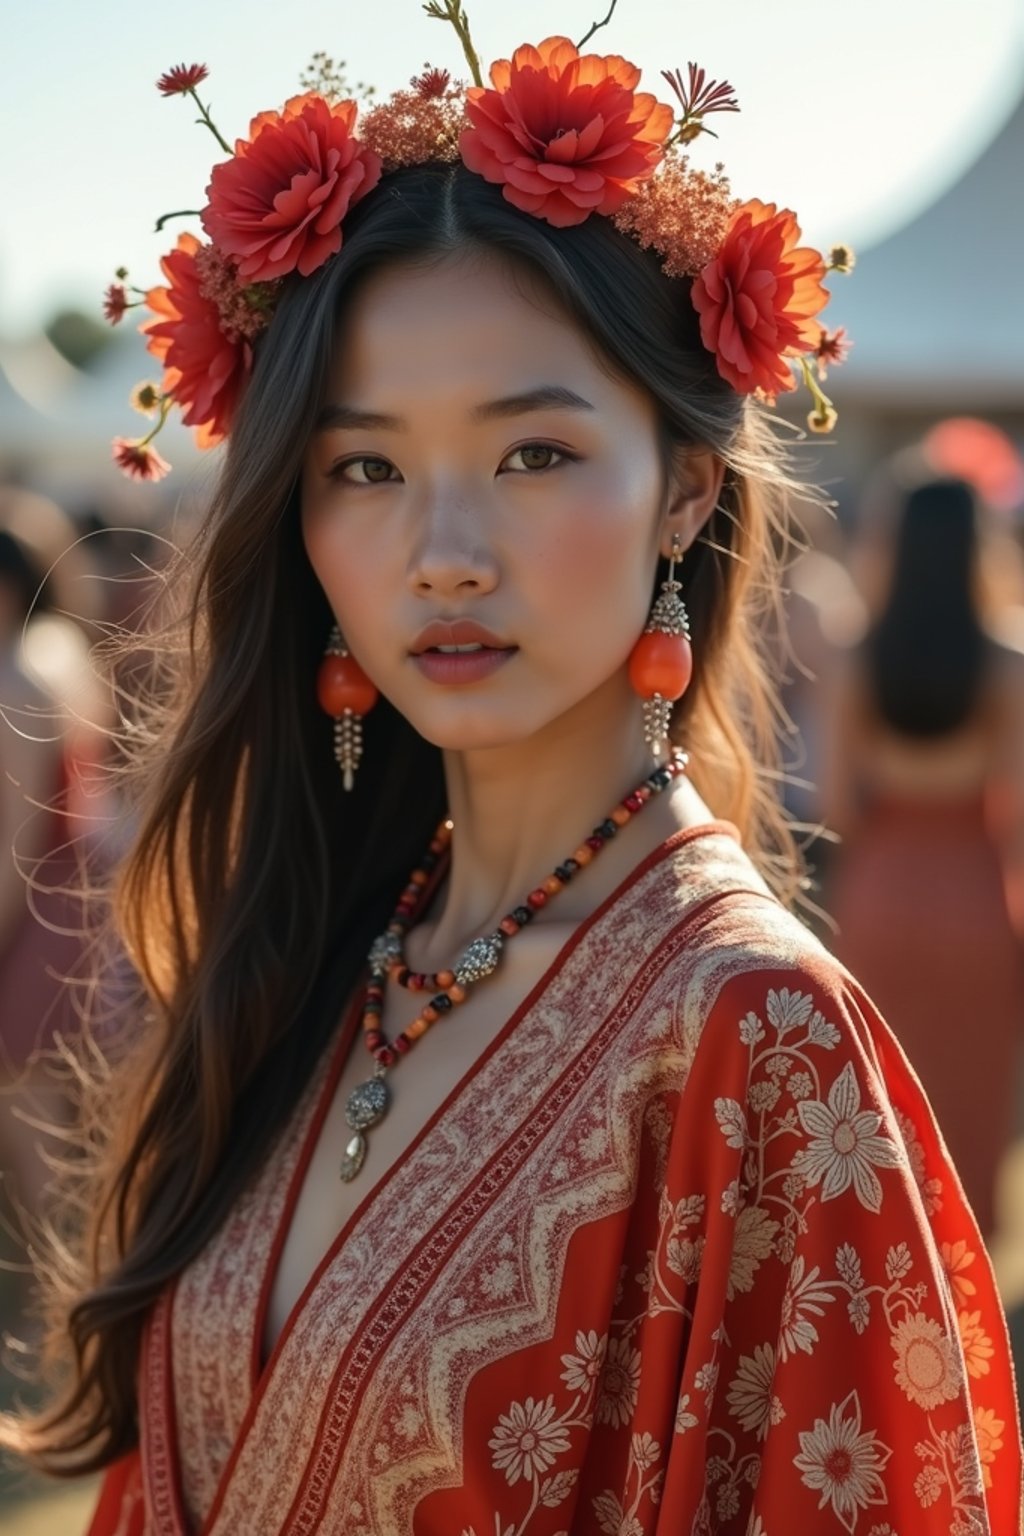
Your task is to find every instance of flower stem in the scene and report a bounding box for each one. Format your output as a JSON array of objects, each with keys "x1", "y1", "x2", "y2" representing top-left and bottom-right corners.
[
  {"x1": 139, "y1": 398, "x2": 173, "y2": 448},
  {"x1": 799, "y1": 355, "x2": 834, "y2": 420},
  {"x1": 154, "y1": 210, "x2": 203, "y2": 233},
  {"x1": 577, "y1": 0, "x2": 619, "y2": 49},
  {"x1": 423, "y1": 0, "x2": 484, "y2": 87},
  {"x1": 189, "y1": 89, "x2": 233, "y2": 155}
]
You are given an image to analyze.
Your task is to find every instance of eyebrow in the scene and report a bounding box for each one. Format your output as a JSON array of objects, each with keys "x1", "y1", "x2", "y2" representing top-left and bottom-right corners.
[{"x1": 313, "y1": 384, "x2": 596, "y2": 433}]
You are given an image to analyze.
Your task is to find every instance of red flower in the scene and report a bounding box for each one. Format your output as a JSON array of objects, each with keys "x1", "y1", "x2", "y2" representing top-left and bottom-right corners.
[
  {"x1": 459, "y1": 35, "x2": 673, "y2": 228},
  {"x1": 411, "y1": 65, "x2": 451, "y2": 100},
  {"x1": 202, "y1": 93, "x2": 383, "y2": 282},
  {"x1": 112, "y1": 438, "x2": 171, "y2": 483},
  {"x1": 140, "y1": 233, "x2": 251, "y2": 447},
  {"x1": 691, "y1": 199, "x2": 829, "y2": 396},
  {"x1": 157, "y1": 63, "x2": 209, "y2": 97},
  {"x1": 103, "y1": 282, "x2": 128, "y2": 324}
]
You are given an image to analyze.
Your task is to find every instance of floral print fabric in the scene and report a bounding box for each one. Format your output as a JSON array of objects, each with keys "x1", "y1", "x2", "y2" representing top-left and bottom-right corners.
[
  {"x1": 433, "y1": 964, "x2": 1021, "y2": 1536},
  {"x1": 86, "y1": 827, "x2": 1022, "y2": 1535}
]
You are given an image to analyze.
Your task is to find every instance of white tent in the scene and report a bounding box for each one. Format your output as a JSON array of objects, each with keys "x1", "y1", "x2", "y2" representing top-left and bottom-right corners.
[{"x1": 826, "y1": 88, "x2": 1024, "y2": 407}]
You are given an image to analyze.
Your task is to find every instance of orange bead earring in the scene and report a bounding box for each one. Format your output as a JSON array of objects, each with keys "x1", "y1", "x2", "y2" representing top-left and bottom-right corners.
[
  {"x1": 316, "y1": 623, "x2": 379, "y2": 790},
  {"x1": 628, "y1": 534, "x2": 693, "y2": 758}
]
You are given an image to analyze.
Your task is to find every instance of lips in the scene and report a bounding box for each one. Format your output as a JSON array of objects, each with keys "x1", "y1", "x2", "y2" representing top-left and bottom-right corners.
[{"x1": 409, "y1": 617, "x2": 516, "y2": 655}]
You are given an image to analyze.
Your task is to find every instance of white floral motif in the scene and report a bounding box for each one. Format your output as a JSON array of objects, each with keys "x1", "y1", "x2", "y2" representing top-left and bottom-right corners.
[
  {"x1": 480, "y1": 1258, "x2": 519, "y2": 1301},
  {"x1": 767, "y1": 986, "x2": 814, "y2": 1035},
  {"x1": 740, "y1": 1010, "x2": 766, "y2": 1045},
  {"x1": 777, "y1": 1256, "x2": 837, "y2": 1361},
  {"x1": 560, "y1": 1330, "x2": 607, "y2": 1394},
  {"x1": 395, "y1": 1402, "x2": 423, "y2": 1440},
  {"x1": 807, "y1": 1009, "x2": 842, "y2": 1048},
  {"x1": 915, "y1": 1463, "x2": 945, "y2": 1506},
  {"x1": 675, "y1": 1392, "x2": 699, "y2": 1434},
  {"x1": 848, "y1": 1293, "x2": 871, "y2": 1334},
  {"x1": 488, "y1": 1395, "x2": 572, "y2": 1485},
  {"x1": 794, "y1": 1061, "x2": 903, "y2": 1212},
  {"x1": 793, "y1": 1390, "x2": 892, "y2": 1533},
  {"x1": 836, "y1": 1243, "x2": 864, "y2": 1290},
  {"x1": 749, "y1": 1079, "x2": 781, "y2": 1114},
  {"x1": 727, "y1": 1205, "x2": 780, "y2": 1300},
  {"x1": 632, "y1": 1431, "x2": 661, "y2": 1470},
  {"x1": 721, "y1": 1179, "x2": 741, "y2": 1215},
  {"x1": 726, "y1": 1343, "x2": 784, "y2": 1440},
  {"x1": 596, "y1": 1336, "x2": 642, "y2": 1428},
  {"x1": 890, "y1": 1313, "x2": 964, "y2": 1410},
  {"x1": 579, "y1": 1124, "x2": 609, "y2": 1162},
  {"x1": 715, "y1": 1097, "x2": 748, "y2": 1149}
]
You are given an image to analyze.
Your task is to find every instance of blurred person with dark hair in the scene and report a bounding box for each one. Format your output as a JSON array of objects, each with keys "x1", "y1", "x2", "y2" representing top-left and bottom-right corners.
[{"x1": 821, "y1": 465, "x2": 1024, "y2": 1243}]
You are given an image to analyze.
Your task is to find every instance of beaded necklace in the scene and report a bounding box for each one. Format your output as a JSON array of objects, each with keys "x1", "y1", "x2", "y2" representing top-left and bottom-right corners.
[{"x1": 340, "y1": 747, "x2": 689, "y2": 1180}]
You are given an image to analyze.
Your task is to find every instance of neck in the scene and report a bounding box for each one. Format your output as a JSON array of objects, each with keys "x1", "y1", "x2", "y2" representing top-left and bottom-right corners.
[{"x1": 412, "y1": 682, "x2": 680, "y2": 965}]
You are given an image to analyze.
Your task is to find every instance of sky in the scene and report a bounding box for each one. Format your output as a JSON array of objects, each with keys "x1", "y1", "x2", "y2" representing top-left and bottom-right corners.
[{"x1": 2, "y1": 0, "x2": 1023, "y2": 337}]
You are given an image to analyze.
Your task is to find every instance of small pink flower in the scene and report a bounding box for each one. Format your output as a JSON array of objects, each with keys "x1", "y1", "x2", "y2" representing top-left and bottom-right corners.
[
  {"x1": 112, "y1": 438, "x2": 171, "y2": 483},
  {"x1": 157, "y1": 63, "x2": 210, "y2": 97},
  {"x1": 103, "y1": 283, "x2": 128, "y2": 324},
  {"x1": 815, "y1": 326, "x2": 851, "y2": 380}
]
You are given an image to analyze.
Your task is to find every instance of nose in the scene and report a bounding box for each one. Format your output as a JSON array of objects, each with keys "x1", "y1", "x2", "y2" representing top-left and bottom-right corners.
[{"x1": 407, "y1": 492, "x2": 499, "y2": 599}]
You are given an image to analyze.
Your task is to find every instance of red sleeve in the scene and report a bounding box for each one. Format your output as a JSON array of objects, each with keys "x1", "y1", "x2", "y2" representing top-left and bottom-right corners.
[
  {"x1": 660, "y1": 948, "x2": 1024, "y2": 1534},
  {"x1": 84, "y1": 1449, "x2": 145, "y2": 1536}
]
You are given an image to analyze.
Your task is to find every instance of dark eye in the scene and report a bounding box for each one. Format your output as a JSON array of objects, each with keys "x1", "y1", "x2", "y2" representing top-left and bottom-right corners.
[
  {"x1": 503, "y1": 443, "x2": 571, "y2": 473},
  {"x1": 329, "y1": 456, "x2": 397, "y2": 484}
]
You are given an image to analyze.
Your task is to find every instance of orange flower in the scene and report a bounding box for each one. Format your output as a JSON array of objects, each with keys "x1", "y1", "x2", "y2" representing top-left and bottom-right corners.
[
  {"x1": 691, "y1": 198, "x2": 829, "y2": 396},
  {"x1": 940, "y1": 1239, "x2": 978, "y2": 1308},
  {"x1": 459, "y1": 36, "x2": 673, "y2": 228},
  {"x1": 202, "y1": 93, "x2": 382, "y2": 282},
  {"x1": 957, "y1": 1309, "x2": 995, "y2": 1379},
  {"x1": 140, "y1": 233, "x2": 252, "y2": 447},
  {"x1": 973, "y1": 1405, "x2": 1005, "y2": 1489},
  {"x1": 112, "y1": 438, "x2": 171, "y2": 483}
]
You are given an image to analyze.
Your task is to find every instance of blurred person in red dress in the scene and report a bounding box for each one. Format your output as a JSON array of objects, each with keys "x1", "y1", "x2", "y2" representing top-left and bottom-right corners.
[{"x1": 821, "y1": 452, "x2": 1024, "y2": 1244}]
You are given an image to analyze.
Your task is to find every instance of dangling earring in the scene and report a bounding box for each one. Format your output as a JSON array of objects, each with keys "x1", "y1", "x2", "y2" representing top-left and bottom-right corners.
[
  {"x1": 316, "y1": 623, "x2": 379, "y2": 790},
  {"x1": 628, "y1": 534, "x2": 693, "y2": 758}
]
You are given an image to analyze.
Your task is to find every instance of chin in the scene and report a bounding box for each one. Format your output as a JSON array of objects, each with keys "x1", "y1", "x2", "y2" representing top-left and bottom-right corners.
[{"x1": 402, "y1": 702, "x2": 547, "y2": 754}]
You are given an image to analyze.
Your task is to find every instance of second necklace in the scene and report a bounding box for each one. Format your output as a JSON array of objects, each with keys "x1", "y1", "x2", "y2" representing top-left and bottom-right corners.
[{"x1": 340, "y1": 747, "x2": 689, "y2": 1181}]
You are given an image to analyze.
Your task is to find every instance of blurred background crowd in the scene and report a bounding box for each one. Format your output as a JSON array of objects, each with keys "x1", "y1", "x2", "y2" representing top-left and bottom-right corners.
[{"x1": 1, "y1": 0, "x2": 1023, "y2": 1528}]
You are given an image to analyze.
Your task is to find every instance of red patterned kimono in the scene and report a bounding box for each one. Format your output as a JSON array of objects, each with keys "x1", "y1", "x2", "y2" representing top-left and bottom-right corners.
[{"x1": 87, "y1": 823, "x2": 1022, "y2": 1534}]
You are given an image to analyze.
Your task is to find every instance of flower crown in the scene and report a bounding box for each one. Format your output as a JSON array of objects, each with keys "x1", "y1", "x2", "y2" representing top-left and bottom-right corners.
[{"x1": 104, "y1": 2, "x2": 853, "y2": 483}]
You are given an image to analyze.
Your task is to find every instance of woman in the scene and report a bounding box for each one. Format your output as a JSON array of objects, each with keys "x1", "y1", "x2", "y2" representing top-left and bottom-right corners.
[
  {"x1": 2, "y1": 19, "x2": 1020, "y2": 1535},
  {"x1": 822, "y1": 465, "x2": 1024, "y2": 1243}
]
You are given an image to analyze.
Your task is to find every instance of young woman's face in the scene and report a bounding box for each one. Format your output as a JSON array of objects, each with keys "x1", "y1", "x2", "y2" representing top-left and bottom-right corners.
[{"x1": 301, "y1": 252, "x2": 686, "y2": 753}]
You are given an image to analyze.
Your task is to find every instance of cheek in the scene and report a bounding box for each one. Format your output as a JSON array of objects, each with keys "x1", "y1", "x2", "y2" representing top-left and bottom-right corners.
[
  {"x1": 301, "y1": 494, "x2": 392, "y2": 622},
  {"x1": 534, "y1": 475, "x2": 657, "y2": 649}
]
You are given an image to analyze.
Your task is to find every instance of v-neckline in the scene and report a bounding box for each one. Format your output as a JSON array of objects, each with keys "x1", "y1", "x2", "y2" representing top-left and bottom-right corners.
[
  {"x1": 187, "y1": 818, "x2": 740, "y2": 1536},
  {"x1": 245, "y1": 818, "x2": 740, "y2": 1398}
]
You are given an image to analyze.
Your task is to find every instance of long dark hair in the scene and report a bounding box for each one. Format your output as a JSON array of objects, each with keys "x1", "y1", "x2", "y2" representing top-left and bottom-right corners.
[
  {"x1": 863, "y1": 476, "x2": 988, "y2": 737},
  {"x1": 1, "y1": 159, "x2": 819, "y2": 1474}
]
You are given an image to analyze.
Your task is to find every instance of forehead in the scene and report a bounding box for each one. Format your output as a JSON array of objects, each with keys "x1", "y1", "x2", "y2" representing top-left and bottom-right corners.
[{"x1": 326, "y1": 251, "x2": 623, "y2": 405}]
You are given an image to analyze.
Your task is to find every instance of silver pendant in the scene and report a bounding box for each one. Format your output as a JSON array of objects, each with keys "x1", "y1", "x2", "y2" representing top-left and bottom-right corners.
[
  {"x1": 339, "y1": 1073, "x2": 391, "y2": 1182},
  {"x1": 454, "y1": 932, "x2": 505, "y2": 985},
  {"x1": 340, "y1": 1131, "x2": 367, "y2": 1182}
]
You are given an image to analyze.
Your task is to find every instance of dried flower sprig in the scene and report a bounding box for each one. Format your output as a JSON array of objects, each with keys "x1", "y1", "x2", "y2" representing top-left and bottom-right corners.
[
  {"x1": 663, "y1": 63, "x2": 740, "y2": 146},
  {"x1": 362, "y1": 69, "x2": 466, "y2": 168},
  {"x1": 299, "y1": 51, "x2": 377, "y2": 106}
]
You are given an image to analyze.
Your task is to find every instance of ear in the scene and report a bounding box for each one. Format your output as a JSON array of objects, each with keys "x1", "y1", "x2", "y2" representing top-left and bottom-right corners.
[{"x1": 660, "y1": 447, "x2": 725, "y2": 559}]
